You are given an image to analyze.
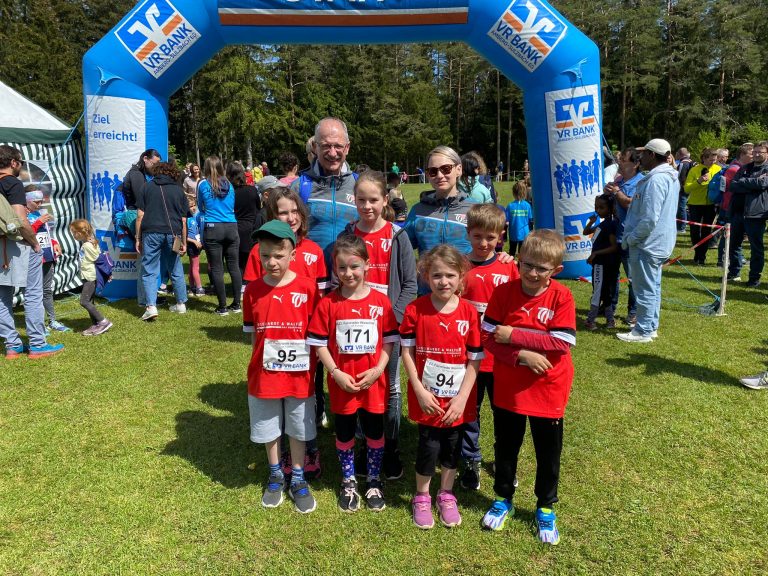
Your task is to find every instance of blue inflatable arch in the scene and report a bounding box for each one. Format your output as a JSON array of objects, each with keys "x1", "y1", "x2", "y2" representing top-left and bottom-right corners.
[{"x1": 84, "y1": 0, "x2": 602, "y2": 296}]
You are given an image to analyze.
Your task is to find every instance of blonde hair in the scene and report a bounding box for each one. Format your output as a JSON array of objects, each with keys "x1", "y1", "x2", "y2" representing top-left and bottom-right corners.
[
  {"x1": 69, "y1": 219, "x2": 98, "y2": 247},
  {"x1": 426, "y1": 145, "x2": 461, "y2": 167},
  {"x1": 519, "y1": 229, "x2": 565, "y2": 267},
  {"x1": 467, "y1": 204, "x2": 506, "y2": 235},
  {"x1": 417, "y1": 245, "x2": 470, "y2": 293}
]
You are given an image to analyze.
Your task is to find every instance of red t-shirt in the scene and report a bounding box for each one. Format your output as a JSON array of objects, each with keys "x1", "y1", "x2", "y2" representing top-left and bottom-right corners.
[
  {"x1": 307, "y1": 289, "x2": 399, "y2": 415},
  {"x1": 463, "y1": 256, "x2": 520, "y2": 373},
  {"x1": 399, "y1": 296, "x2": 483, "y2": 428},
  {"x1": 243, "y1": 237, "x2": 329, "y2": 290},
  {"x1": 243, "y1": 275, "x2": 320, "y2": 399},
  {"x1": 354, "y1": 222, "x2": 394, "y2": 295},
  {"x1": 482, "y1": 279, "x2": 576, "y2": 418}
]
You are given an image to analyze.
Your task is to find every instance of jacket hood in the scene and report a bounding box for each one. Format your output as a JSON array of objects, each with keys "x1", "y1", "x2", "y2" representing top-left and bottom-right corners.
[
  {"x1": 152, "y1": 173, "x2": 178, "y2": 186},
  {"x1": 418, "y1": 190, "x2": 471, "y2": 207},
  {"x1": 642, "y1": 162, "x2": 678, "y2": 183}
]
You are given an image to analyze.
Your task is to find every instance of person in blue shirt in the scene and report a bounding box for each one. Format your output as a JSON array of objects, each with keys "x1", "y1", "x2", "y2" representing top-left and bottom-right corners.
[
  {"x1": 617, "y1": 139, "x2": 679, "y2": 343},
  {"x1": 505, "y1": 180, "x2": 533, "y2": 256},
  {"x1": 197, "y1": 154, "x2": 241, "y2": 316},
  {"x1": 604, "y1": 147, "x2": 644, "y2": 326}
]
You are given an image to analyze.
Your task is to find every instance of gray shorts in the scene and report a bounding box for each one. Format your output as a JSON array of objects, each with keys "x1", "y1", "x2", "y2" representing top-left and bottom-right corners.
[{"x1": 248, "y1": 395, "x2": 317, "y2": 444}]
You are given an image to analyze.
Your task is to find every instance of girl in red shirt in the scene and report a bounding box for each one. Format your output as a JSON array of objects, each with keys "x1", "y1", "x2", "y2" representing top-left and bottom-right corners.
[
  {"x1": 342, "y1": 170, "x2": 417, "y2": 480},
  {"x1": 308, "y1": 235, "x2": 399, "y2": 512},
  {"x1": 400, "y1": 245, "x2": 483, "y2": 529}
]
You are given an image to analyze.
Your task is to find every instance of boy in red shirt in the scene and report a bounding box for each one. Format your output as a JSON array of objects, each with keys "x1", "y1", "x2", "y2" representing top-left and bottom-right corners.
[
  {"x1": 479, "y1": 230, "x2": 576, "y2": 545},
  {"x1": 459, "y1": 204, "x2": 519, "y2": 491},
  {"x1": 243, "y1": 220, "x2": 320, "y2": 514}
]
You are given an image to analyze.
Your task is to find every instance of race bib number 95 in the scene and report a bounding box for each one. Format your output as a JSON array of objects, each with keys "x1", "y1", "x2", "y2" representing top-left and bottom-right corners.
[
  {"x1": 422, "y1": 359, "x2": 466, "y2": 398},
  {"x1": 336, "y1": 319, "x2": 378, "y2": 354},
  {"x1": 263, "y1": 339, "x2": 310, "y2": 371}
]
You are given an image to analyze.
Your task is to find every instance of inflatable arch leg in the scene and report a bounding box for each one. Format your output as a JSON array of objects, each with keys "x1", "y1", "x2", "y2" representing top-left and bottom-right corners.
[{"x1": 84, "y1": 0, "x2": 602, "y2": 297}]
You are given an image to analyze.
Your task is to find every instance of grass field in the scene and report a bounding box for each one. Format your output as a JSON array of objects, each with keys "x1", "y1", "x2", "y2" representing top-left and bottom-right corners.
[{"x1": 1, "y1": 183, "x2": 767, "y2": 575}]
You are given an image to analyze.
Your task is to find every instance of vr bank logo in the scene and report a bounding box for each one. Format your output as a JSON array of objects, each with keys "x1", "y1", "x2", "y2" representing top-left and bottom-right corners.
[
  {"x1": 115, "y1": 0, "x2": 200, "y2": 79},
  {"x1": 554, "y1": 94, "x2": 597, "y2": 139},
  {"x1": 488, "y1": 0, "x2": 567, "y2": 72}
]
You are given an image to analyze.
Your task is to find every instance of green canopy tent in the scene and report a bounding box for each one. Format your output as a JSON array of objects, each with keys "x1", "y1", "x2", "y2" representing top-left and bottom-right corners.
[{"x1": 0, "y1": 79, "x2": 86, "y2": 296}]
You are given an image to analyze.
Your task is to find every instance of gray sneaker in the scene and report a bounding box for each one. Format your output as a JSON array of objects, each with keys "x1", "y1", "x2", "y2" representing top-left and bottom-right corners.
[
  {"x1": 740, "y1": 371, "x2": 768, "y2": 390},
  {"x1": 140, "y1": 306, "x2": 159, "y2": 321},
  {"x1": 288, "y1": 481, "x2": 317, "y2": 514},
  {"x1": 261, "y1": 473, "x2": 286, "y2": 508}
]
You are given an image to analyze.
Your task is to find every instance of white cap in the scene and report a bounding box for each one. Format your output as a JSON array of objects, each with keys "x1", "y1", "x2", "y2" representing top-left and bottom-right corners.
[{"x1": 640, "y1": 138, "x2": 672, "y2": 156}]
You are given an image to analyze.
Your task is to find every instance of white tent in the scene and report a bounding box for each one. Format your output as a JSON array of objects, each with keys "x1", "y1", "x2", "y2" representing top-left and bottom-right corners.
[{"x1": 0, "y1": 80, "x2": 86, "y2": 294}]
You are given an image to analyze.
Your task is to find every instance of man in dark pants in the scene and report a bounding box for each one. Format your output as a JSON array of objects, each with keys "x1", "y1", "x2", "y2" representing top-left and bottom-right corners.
[{"x1": 729, "y1": 142, "x2": 768, "y2": 288}]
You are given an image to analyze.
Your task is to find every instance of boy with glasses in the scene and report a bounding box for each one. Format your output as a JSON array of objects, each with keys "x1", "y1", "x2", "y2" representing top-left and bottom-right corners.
[{"x1": 478, "y1": 230, "x2": 576, "y2": 545}]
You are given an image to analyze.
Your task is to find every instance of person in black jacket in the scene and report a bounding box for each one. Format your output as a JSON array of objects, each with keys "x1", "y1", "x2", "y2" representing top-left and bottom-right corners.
[
  {"x1": 135, "y1": 162, "x2": 189, "y2": 321},
  {"x1": 228, "y1": 162, "x2": 261, "y2": 279}
]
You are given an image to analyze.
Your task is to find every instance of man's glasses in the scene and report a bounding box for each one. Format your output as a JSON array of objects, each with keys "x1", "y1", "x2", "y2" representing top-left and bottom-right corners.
[
  {"x1": 426, "y1": 164, "x2": 456, "y2": 178},
  {"x1": 519, "y1": 261, "x2": 555, "y2": 275}
]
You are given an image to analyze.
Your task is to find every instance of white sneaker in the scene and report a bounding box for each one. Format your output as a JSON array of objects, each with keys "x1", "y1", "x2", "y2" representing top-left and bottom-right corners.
[
  {"x1": 169, "y1": 303, "x2": 187, "y2": 314},
  {"x1": 739, "y1": 371, "x2": 768, "y2": 390},
  {"x1": 141, "y1": 306, "x2": 159, "y2": 321},
  {"x1": 650, "y1": 330, "x2": 659, "y2": 339},
  {"x1": 616, "y1": 330, "x2": 652, "y2": 343}
]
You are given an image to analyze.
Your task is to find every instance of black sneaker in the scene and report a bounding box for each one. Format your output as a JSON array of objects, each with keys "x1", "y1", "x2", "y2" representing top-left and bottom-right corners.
[
  {"x1": 354, "y1": 445, "x2": 367, "y2": 478},
  {"x1": 288, "y1": 480, "x2": 317, "y2": 514},
  {"x1": 746, "y1": 280, "x2": 761, "y2": 288},
  {"x1": 214, "y1": 307, "x2": 229, "y2": 316},
  {"x1": 365, "y1": 479, "x2": 386, "y2": 512},
  {"x1": 459, "y1": 460, "x2": 481, "y2": 491},
  {"x1": 338, "y1": 478, "x2": 361, "y2": 512},
  {"x1": 227, "y1": 304, "x2": 242, "y2": 314},
  {"x1": 383, "y1": 439, "x2": 403, "y2": 481}
]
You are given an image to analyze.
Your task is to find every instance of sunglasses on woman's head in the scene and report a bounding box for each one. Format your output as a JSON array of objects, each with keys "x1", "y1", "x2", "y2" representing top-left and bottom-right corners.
[{"x1": 426, "y1": 164, "x2": 456, "y2": 178}]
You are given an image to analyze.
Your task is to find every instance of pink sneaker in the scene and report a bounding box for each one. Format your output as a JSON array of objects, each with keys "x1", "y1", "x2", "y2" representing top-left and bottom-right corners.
[
  {"x1": 436, "y1": 490, "x2": 462, "y2": 527},
  {"x1": 412, "y1": 493, "x2": 434, "y2": 529}
]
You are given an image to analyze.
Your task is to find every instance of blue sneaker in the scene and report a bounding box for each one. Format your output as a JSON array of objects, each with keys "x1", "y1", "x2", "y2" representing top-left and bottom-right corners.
[
  {"x1": 481, "y1": 498, "x2": 513, "y2": 531},
  {"x1": 48, "y1": 321, "x2": 72, "y2": 332},
  {"x1": 536, "y1": 507, "x2": 560, "y2": 545},
  {"x1": 5, "y1": 344, "x2": 27, "y2": 359},
  {"x1": 28, "y1": 343, "x2": 64, "y2": 359}
]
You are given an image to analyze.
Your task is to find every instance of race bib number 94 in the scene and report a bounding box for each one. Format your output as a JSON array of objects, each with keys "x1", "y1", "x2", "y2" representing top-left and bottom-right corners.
[
  {"x1": 336, "y1": 319, "x2": 378, "y2": 354},
  {"x1": 263, "y1": 339, "x2": 310, "y2": 371},
  {"x1": 422, "y1": 359, "x2": 466, "y2": 398}
]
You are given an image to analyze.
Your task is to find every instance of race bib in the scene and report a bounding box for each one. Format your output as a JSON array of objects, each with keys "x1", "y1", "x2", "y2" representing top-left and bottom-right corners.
[
  {"x1": 422, "y1": 359, "x2": 466, "y2": 398},
  {"x1": 263, "y1": 339, "x2": 310, "y2": 371},
  {"x1": 366, "y1": 281, "x2": 389, "y2": 295},
  {"x1": 336, "y1": 319, "x2": 378, "y2": 354}
]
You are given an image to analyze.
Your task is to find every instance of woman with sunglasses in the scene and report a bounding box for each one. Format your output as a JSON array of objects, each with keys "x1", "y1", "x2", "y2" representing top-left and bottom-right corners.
[{"x1": 403, "y1": 146, "x2": 476, "y2": 268}]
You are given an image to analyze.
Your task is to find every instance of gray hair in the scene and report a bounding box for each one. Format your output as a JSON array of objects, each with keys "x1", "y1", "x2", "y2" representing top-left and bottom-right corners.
[
  {"x1": 314, "y1": 117, "x2": 350, "y2": 143},
  {"x1": 427, "y1": 145, "x2": 461, "y2": 167}
]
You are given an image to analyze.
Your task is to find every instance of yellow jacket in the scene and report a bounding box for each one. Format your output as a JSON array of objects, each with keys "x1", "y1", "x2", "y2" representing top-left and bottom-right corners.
[{"x1": 684, "y1": 163, "x2": 722, "y2": 206}]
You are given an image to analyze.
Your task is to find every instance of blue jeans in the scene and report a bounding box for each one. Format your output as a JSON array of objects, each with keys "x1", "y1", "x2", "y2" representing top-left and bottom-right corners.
[
  {"x1": 677, "y1": 194, "x2": 688, "y2": 232},
  {"x1": 628, "y1": 249, "x2": 665, "y2": 336},
  {"x1": 141, "y1": 233, "x2": 187, "y2": 307},
  {"x1": 0, "y1": 248, "x2": 47, "y2": 349},
  {"x1": 744, "y1": 217, "x2": 766, "y2": 283}
]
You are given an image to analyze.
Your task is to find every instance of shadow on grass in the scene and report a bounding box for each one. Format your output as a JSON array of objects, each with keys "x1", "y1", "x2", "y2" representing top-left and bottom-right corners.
[
  {"x1": 199, "y1": 324, "x2": 250, "y2": 343},
  {"x1": 605, "y1": 353, "x2": 738, "y2": 387},
  {"x1": 162, "y1": 381, "x2": 254, "y2": 488}
]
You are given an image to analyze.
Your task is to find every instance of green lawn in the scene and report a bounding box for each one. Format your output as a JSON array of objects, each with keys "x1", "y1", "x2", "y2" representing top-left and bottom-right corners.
[{"x1": 1, "y1": 194, "x2": 767, "y2": 575}]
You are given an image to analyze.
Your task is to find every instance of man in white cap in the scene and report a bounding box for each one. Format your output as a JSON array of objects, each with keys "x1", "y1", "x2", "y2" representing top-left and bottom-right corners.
[{"x1": 617, "y1": 138, "x2": 680, "y2": 343}]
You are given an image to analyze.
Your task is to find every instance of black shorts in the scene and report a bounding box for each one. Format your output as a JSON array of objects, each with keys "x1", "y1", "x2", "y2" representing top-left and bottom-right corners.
[
  {"x1": 187, "y1": 242, "x2": 202, "y2": 257},
  {"x1": 414, "y1": 424, "x2": 461, "y2": 477}
]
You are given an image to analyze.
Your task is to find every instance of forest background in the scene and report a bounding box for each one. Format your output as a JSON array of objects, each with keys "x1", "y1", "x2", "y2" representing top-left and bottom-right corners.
[{"x1": 2, "y1": 0, "x2": 768, "y2": 174}]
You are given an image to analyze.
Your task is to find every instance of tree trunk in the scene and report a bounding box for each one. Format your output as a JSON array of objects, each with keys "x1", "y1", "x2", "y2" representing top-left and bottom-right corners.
[
  {"x1": 496, "y1": 70, "x2": 501, "y2": 169},
  {"x1": 455, "y1": 57, "x2": 462, "y2": 149},
  {"x1": 506, "y1": 92, "x2": 512, "y2": 182},
  {"x1": 246, "y1": 137, "x2": 253, "y2": 168}
]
